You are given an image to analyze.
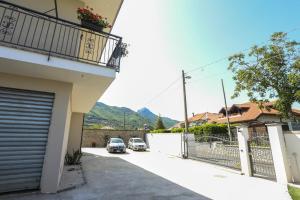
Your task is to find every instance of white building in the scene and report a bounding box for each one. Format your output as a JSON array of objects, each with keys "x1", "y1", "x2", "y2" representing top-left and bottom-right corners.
[{"x1": 0, "y1": 0, "x2": 123, "y2": 193}]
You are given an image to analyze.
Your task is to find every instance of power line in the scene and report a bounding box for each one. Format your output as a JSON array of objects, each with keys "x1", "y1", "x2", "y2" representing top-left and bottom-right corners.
[
  {"x1": 189, "y1": 35, "x2": 298, "y2": 83},
  {"x1": 186, "y1": 43, "x2": 299, "y2": 86},
  {"x1": 186, "y1": 26, "x2": 300, "y2": 74},
  {"x1": 187, "y1": 69, "x2": 230, "y2": 85},
  {"x1": 143, "y1": 51, "x2": 293, "y2": 108},
  {"x1": 143, "y1": 76, "x2": 181, "y2": 106},
  {"x1": 140, "y1": 26, "x2": 300, "y2": 109}
]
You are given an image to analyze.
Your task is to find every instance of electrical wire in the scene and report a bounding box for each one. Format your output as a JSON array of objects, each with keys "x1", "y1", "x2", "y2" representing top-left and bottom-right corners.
[
  {"x1": 186, "y1": 27, "x2": 300, "y2": 74},
  {"x1": 143, "y1": 76, "x2": 181, "y2": 106}
]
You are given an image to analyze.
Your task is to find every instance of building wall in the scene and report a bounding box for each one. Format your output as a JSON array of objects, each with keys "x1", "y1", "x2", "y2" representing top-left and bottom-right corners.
[
  {"x1": 283, "y1": 131, "x2": 300, "y2": 182},
  {"x1": 67, "y1": 112, "x2": 84, "y2": 153},
  {"x1": 8, "y1": 0, "x2": 84, "y2": 23},
  {"x1": 0, "y1": 72, "x2": 73, "y2": 193},
  {"x1": 59, "y1": 97, "x2": 72, "y2": 183},
  {"x1": 257, "y1": 114, "x2": 282, "y2": 123},
  {"x1": 145, "y1": 133, "x2": 195, "y2": 157},
  {"x1": 82, "y1": 129, "x2": 146, "y2": 147}
]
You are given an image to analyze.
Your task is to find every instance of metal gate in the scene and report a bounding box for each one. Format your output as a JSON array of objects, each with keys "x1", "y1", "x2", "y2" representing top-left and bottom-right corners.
[
  {"x1": 0, "y1": 87, "x2": 54, "y2": 193},
  {"x1": 248, "y1": 133, "x2": 276, "y2": 180},
  {"x1": 187, "y1": 134, "x2": 241, "y2": 170}
]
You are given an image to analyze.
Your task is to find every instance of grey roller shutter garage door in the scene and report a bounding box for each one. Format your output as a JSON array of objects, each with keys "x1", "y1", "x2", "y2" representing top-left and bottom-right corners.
[{"x1": 0, "y1": 87, "x2": 54, "y2": 193}]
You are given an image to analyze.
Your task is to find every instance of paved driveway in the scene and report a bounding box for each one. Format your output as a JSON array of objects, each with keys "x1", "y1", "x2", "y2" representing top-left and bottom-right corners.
[{"x1": 2, "y1": 148, "x2": 291, "y2": 200}]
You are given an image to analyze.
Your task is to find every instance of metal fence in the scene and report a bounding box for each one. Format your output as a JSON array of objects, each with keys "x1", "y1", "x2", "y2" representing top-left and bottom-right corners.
[
  {"x1": 0, "y1": 1, "x2": 122, "y2": 71},
  {"x1": 248, "y1": 134, "x2": 276, "y2": 180},
  {"x1": 187, "y1": 134, "x2": 241, "y2": 170},
  {"x1": 186, "y1": 128, "x2": 277, "y2": 181}
]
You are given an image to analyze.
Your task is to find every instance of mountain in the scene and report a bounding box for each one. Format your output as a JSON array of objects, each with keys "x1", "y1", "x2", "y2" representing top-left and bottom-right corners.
[
  {"x1": 137, "y1": 107, "x2": 178, "y2": 129},
  {"x1": 84, "y1": 102, "x2": 178, "y2": 130}
]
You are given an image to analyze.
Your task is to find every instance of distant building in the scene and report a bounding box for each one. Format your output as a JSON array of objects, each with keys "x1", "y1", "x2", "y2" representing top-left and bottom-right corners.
[
  {"x1": 173, "y1": 101, "x2": 300, "y2": 136},
  {"x1": 214, "y1": 102, "x2": 300, "y2": 125}
]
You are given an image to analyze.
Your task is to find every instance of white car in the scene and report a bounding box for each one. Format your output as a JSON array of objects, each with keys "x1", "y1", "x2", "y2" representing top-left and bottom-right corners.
[
  {"x1": 106, "y1": 138, "x2": 126, "y2": 153},
  {"x1": 128, "y1": 138, "x2": 147, "y2": 151}
]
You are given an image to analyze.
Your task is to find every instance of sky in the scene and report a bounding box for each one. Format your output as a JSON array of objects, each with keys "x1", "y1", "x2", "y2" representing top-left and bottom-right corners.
[{"x1": 100, "y1": 0, "x2": 300, "y2": 121}]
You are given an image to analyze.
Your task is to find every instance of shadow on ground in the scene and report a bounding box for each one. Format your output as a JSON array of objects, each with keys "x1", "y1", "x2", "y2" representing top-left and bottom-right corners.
[{"x1": 2, "y1": 153, "x2": 211, "y2": 200}]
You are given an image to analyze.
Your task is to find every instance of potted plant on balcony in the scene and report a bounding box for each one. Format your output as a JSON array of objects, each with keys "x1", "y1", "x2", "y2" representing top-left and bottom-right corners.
[{"x1": 77, "y1": 6, "x2": 112, "y2": 32}]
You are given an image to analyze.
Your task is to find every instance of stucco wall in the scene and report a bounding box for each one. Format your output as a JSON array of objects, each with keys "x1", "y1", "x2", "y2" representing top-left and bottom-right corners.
[
  {"x1": 67, "y1": 112, "x2": 84, "y2": 153},
  {"x1": 145, "y1": 133, "x2": 194, "y2": 157},
  {"x1": 0, "y1": 72, "x2": 73, "y2": 193},
  {"x1": 82, "y1": 129, "x2": 146, "y2": 147},
  {"x1": 10, "y1": 0, "x2": 124, "y2": 29},
  {"x1": 257, "y1": 114, "x2": 282, "y2": 123},
  {"x1": 283, "y1": 131, "x2": 300, "y2": 182},
  {"x1": 8, "y1": 0, "x2": 84, "y2": 23},
  {"x1": 59, "y1": 97, "x2": 72, "y2": 183}
]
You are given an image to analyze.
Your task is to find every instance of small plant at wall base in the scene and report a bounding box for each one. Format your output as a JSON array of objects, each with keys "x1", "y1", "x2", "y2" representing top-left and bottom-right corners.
[
  {"x1": 65, "y1": 150, "x2": 82, "y2": 165},
  {"x1": 77, "y1": 6, "x2": 112, "y2": 32}
]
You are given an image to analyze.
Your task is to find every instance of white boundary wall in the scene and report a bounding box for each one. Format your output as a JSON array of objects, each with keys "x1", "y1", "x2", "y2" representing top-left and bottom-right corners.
[
  {"x1": 146, "y1": 133, "x2": 194, "y2": 157},
  {"x1": 283, "y1": 131, "x2": 300, "y2": 182}
]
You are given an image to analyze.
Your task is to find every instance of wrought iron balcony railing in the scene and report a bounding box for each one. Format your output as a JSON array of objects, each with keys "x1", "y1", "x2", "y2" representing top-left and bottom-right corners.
[{"x1": 0, "y1": 1, "x2": 122, "y2": 71}]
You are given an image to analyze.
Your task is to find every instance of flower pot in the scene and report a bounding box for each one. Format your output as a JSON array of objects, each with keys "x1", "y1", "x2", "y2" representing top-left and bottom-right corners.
[{"x1": 81, "y1": 20, "x2": 104, "y2": 32}]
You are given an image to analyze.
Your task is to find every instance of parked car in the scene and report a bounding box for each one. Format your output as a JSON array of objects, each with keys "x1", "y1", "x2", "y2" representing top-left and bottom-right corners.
[
  {"x1": 106, "y1": 138, "x2": 126, "y2": 153},
  {"x1": 128, "y1": 138, "x2": 147, "y2": 151}
]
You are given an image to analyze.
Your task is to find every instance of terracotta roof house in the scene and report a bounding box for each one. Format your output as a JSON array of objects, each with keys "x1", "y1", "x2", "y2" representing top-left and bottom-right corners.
[
  {"x1": 188, "y1": 112, "x2": 220, "y2": 126},
  {"x1": 170, "y1": 112, "x2": 220, "y2": 129},
  {"x1": 213, "y1": 102, "x2": 300, "y2": 125},
  {"x1": 186, "y1": 102, "x2": 300, "y2": 136}
]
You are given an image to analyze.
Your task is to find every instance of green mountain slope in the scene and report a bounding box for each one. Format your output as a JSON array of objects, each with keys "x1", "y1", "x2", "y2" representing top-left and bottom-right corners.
[
  {"x1": 84, "y1": 102, "x2": 178, "y2": 130},
  {"x1": 137, "y1": 107, "x2": 178, "y2": 129}
]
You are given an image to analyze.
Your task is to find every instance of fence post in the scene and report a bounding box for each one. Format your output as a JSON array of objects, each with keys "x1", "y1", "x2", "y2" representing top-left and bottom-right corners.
[
  {"x1": 237, "y1": 125, "x2": 252, "y2": 176},
  {"x1": 266, "y1": 123, "x2": 292, "y2": 184}
]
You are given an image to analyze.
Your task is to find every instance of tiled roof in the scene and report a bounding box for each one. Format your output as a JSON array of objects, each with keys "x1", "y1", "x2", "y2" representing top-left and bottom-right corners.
[
  {"x1": 214, "y1": 102, "x2": 300, "y2": 123},
  {"x1": 190, "y1": 102, "x2": 300, "y2": 124},
  {"x1": 188, "y1": 112, "x2": 220, "y2": 123}
]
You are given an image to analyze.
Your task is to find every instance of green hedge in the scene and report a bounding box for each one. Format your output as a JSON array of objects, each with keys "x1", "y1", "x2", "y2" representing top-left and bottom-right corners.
[
  {"x1": 151, "y1": 124, "x2": 234, "y2": 136},
  {"x1": 150, "y1": 129, "x2": 171, "y2": 133},
  {"x1": 171, "y1": 128, "x2": 184, "y2": 133},
  {"x1": 170, "y1": 124, "x2": 229, "y2": 136}
]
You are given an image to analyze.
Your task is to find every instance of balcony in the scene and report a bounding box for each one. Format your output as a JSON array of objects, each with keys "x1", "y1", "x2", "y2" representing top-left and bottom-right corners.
[{"x1": 0, "y1": 1, "x2": 122, "y2": 72}]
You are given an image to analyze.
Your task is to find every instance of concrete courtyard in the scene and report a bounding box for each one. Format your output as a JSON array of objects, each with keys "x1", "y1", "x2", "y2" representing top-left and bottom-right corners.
[{"x1": 2, "y1": 148, "x2": 291, "y2": 200}]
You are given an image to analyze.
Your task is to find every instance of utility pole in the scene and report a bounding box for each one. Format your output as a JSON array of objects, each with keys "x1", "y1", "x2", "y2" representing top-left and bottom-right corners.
[
  {"x1": 123, "y1": 112, "x2": 126, "y2": 130},
  {"x1": 182, "y1": 70, "x2": 191, "y2": 158},
  {"x1": 221, "y1": 79, "x2": 232, "y2": 141}
]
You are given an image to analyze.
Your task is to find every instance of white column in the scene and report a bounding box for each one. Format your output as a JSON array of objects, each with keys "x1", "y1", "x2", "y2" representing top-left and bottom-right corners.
[
  {"x1": 237, "y1": 125, "x2": 252, "y2": 176},
  {"x1": 267, "y1": 123, "x2": 292, "y2": 184}
]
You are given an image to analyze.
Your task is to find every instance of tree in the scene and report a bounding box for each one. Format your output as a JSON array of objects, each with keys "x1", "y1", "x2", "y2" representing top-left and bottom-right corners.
[
  {"x1": 155, "y1": 115, "x2": 166, "y2": 129},
  {"x1": 228, "y1": 32, "x2": 300, "y2": 120}
]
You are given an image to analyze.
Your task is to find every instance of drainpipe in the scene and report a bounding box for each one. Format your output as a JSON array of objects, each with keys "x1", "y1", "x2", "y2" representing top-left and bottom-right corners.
[
  {"x1": 79, "y1": 113, "x2": 85, "y2": 153},
  {"x1": 54, "y1": 0, "x2": 58, "y2": 18}
]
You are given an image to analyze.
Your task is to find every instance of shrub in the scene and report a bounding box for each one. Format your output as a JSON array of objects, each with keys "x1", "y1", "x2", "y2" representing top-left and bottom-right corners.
[
  {"x1": 187, "y1": 124, "x2": 230, "y2": 140},
  {"x1": 150, "y1": 129, "x2": 171, "y2": 133},
  {"x1": 168, "y1": 124, "x2": 231, "y2": 138},
  {"x1": 171, "y1": 127, "x2": 184, "y2": 133},
  {"x1": 65, "y1": 150, "x2": 82, "y2": 165},
  {"x1": 189, "y1": 126, "x2": 203, "y2": 135}
]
